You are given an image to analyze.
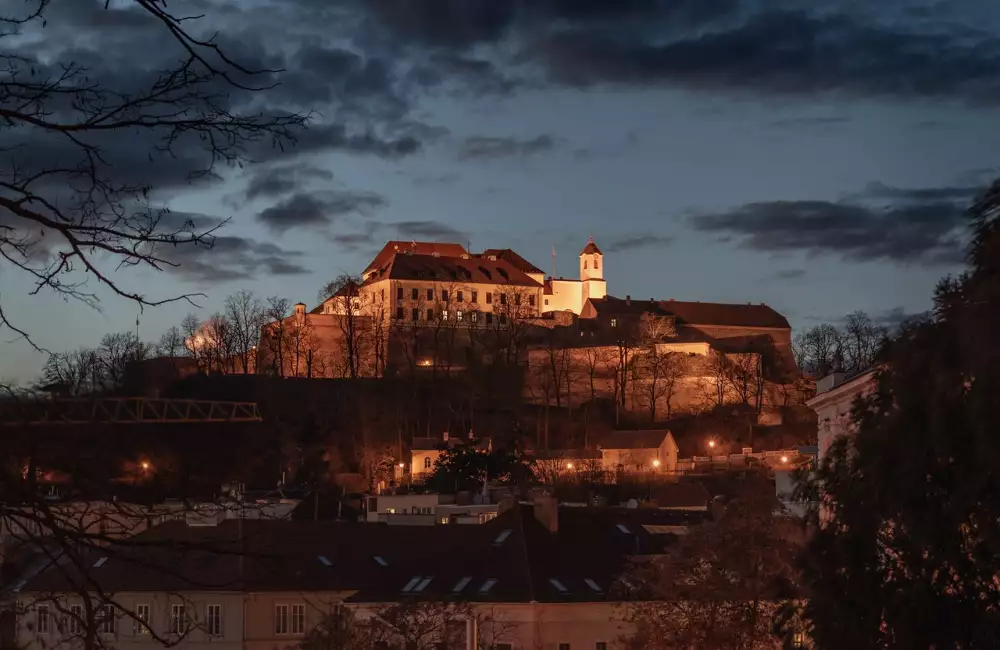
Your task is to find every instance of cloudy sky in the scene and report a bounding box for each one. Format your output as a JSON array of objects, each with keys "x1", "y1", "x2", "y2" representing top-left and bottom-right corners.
[{"x1": 2, "y1": 0, "x2": 999, "y2": 383}]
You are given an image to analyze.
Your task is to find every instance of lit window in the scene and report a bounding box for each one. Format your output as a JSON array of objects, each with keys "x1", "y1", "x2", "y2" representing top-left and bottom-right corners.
[
  {"x1": 793, "y1": 632, "x2": 806, "y2": 648},
  {"x1": 442, "y1": 310, "x2": 449, "y2": 321},
  {"x1": 471, "y1": 311, "x2": 478, "y2": 323},
  {"x1": 36, "y1": 604, "x2": 50, "y2": 635},
  {"x1": 206, "y1": 604, "x2": 222, "y2": 637},
  {"x1": 291, "y1": 604, "x2": 305, "y2": 634},
  {"x1": 170, "y1": 604, "x2": 186, "y2": 635},
  {"x1": 456, "y1": 310, "x2": 463, "y2": 322},
  {"x1": 610, "y1": 318, "x2": 617, "y2": 328},
  {"x1": 274, "y1": 605, "x2": 288, "y2": 635},
  {"x1": 135, "y1": 604, "x2": 151, "y2": 635}
]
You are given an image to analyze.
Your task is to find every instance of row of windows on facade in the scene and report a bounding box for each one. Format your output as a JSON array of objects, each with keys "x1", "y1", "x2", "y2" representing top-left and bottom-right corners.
[
  {"x1": 396, "y1": 288, "x2": 534, "y2": 307},
  {"x1": 31, "y1": 603, "x2": 305, "y2": 638},
  {"x1": 393, "y1": 308, "x2": 514, "y2": 324}
]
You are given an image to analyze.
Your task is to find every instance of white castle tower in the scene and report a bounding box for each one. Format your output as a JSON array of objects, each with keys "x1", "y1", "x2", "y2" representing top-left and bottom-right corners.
[{"x1": 580, "y1": 236, "x2": 606, "y2": 303}]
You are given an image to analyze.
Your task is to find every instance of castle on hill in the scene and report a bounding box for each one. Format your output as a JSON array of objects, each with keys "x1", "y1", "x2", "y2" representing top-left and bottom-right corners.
[{"x1": 261, "y1": 238, "x2": 800, "y2": 422}]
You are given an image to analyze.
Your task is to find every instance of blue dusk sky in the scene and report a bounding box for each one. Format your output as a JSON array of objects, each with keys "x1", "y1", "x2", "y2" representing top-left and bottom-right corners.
[{"x1": 2, "y1": 0, "x2": 999, "y2": 383}]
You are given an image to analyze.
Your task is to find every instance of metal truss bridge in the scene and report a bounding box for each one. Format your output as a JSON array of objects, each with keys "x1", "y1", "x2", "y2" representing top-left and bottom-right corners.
[{"x1": 0, "y1": 397, "x2": 262, "y2": 426}]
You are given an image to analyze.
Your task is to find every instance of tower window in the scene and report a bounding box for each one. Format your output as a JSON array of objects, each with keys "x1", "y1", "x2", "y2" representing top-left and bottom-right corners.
[
  {"x1": 529, "y1": 295, "x2": 535, "y2": 307},
  {"x1": 584, "y1": 260, "x2": 588, "y2": 269},
  {"x1": 595, "y1": 257, "x2": 599, "y2": 270}
]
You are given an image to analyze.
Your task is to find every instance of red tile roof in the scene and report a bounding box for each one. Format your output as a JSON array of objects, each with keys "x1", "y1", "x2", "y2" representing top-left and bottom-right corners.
[
  {"x1": 364, "y1": 241, "x2": 469, "y2": 275},
  {"x1": 386, "y1": 254, "x2": 542, "y2": 287},
  {"x1": 580, "y1": 237, "x2": 602, "y2": 255},
  {"x1": 658, "y1": 299, "x2": 790, "y2": 329},
  {"x1": 480, "y1": 249, "x2": 544, "y2": 275}
]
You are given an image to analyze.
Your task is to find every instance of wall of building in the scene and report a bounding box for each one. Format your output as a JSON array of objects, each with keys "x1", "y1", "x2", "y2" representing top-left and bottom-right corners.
[{"x1": 807, "y1": 371, "x2": 876, "y2": 462}]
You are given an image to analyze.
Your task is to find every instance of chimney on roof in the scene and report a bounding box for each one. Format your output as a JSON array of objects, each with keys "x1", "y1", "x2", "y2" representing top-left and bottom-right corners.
[
  {"x1": 626, "y1": 295, "x2": 631, "y2": 306},
  {"x1": 533, "y1": 494, "x2": 558, "y2": 533}
]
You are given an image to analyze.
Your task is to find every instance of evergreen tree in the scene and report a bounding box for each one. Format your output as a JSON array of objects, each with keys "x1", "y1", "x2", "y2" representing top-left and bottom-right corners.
[{"x1": 793, "y1": 179, "x2": 1000, "y2": 649}]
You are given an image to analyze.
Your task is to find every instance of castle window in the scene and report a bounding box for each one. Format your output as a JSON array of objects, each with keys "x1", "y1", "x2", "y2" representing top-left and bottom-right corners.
[
  {"x1": 456, "y1": 310, "x2": 463, "y2": 322},
  {"x1": 457, "y1": 290, "x2": 464, "y2": 302},
  {"x1": 545, "y1": 299, "x2": 549, "y2": 306},
  {"x1": 610, "y1": 318, "x2": 617, "y2": 328},
  {"x1": 486, "y1": 313, "x2": 493, "y2": 325},
  {"x1": 529, "y1": 295, "x2": 535, "y2": 307},
  {"x1": 411, "y1": 308, "x2": 419, "y2": 321},
  {"x1": 500, "y1": 293, "x2": 507, "y2": 305},
  {"x1": 594, "y1": 257, "x2": 599, "y2": 270},
  {"x1": 486, "y1": 292, "x2": 493, "y2": 303},
  {"x1": 396, "y1": 307, "x2": 405, "y2": 320},
  {"x1": 584, "y1": 260, "x2": 588, "y2": 269},
  {"x1": 411, "y1": 288, "x2": 418, "y2": 300},
  {"x1": 471, "y1": 291, "x2": 478, "y2": 303},
  {"x1": 471, "y1": 312, "x2": 478, "y2": 323},
  {"x1": 423, "y1": 457, "x2": 431, "y2": 469},
  {"x1": 442, "y1": 310, "x2": 449, "y2": 321},
  {"x1": 427, "y1": 309, "x2": 434, "y2": 320},
  {"x1": 427, "y1": 288, "x2": 433, "y2": 300},
  {"x1": 396, "y1": 286, "x2": 403, "y2": 299},
  {"x1": 514, "y1": 293, "x2": 521, "y2": 306},
  {"x1": 441, "y1": 290, "x2": 449, "y2": 302}
]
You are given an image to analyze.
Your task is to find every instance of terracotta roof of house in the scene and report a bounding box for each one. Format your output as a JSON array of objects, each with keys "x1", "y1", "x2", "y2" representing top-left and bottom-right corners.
[
  {"x1": 594, "y1": 430, "x2": 673, "y2": 450},
  {"x1": 364, "y1": 241, "x2": 469, "y2": 275},
  {"x1": 658, "y1": 300, "x2": 790, "y2": 329},
  {"x1": 580, "y1": 237, "x2": 602, "y2": 255},
  {"x1": 386, "y1": 253, "x2": 542, "y2": 287},
  {"x1": 480, "y1": 249, "x2": 544, "y2": 275},
  {"x1": 587, "y1": 296, "x2": 672, "y2": 317},
  {"x1": 22, "y1": 505, "x2": 698, "y2": 603}
]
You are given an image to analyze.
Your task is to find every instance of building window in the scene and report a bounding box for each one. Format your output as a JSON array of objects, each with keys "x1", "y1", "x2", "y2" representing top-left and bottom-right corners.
[
  {"x1": 427, "y1": 309, "x2": 434, "y2": 321},
  {"x1": 486, "y1": 313, "x2": 493, "y2": 325},
  {"x1": 393, "y1": 307, "x2": 403, "y2": 320},
  {"x1": 291, "y1": 604, "x2": 305, "y2": 635},
  {"x1": 584, "y1": 259, "x2": 588, "y2": 269},
  {"x1": 610, "y1": 318, "x2": 617, "y2": 328},
  {"x1": 69, "y1": 604, "x2": 83, "y2": 636},
  {"x1": 471, "y1": 312, "x2": 478, "y2": 323},
  {"x1": 499, "y1": 293, "x2": 507, "y2": 305},
  {"x1": 559, "y1": 644, "x2": 571, "y2": 650},
  {"x1": 545, "y1": 298, "x2": 549, "y2": 306},
  {"x1": 442, "y1": 310, "x2": 449, "y2": 321},
  {"x1": 456, "y1": 310, "x2": 463, "y2": 322},
  {"x1": 441, "y1": 290, "x2": 449, "y2": 302},
  {"x1": 792, "y1": 632, "x2": 806, "y2": 648},
  {"x1": 274, "y1": 605, "x2": 289, "y2": 635},
  {"x1": 486, "y1": 292, "x2": 492, "y2": 303},
  {"x1": 170, "y1": 604, "x2": 186, "y2": 635},
  {"x1": 596, "y1": 644, "x2": 607, "y2": 650},
  {"x1": 423, "y1": 457, "x2": 431, "y2": 469},
  {"x1": 529, "y1": 295, "x2": 535, "y2": 307},
  {"x1": 36, "y1": 604, "x2": 50, "y2": 635},
  {"x1": 98, "y1": 605, "x2": 116, "y2": 635},
  {"x1": 412, "y1": 308, "x2": 419, "y2": 321},
  {"x1": 135, "y1": 604, "x2": 151, "y2": 635},
  {"x1": 499, "y1": 314, "x2": 507, "y2": 325},
  {"x1": 514, "y1": 293, "x2": 521, "y2": 305},
  {"x1": 594, "y1": 257, "x2": 599, "y2": 269},
  {"x1": 411, "y1": 288, "x2": 418, "y2": 300},
  {"x1": 396, "y1": 286, "x2": 403, "y2": 299},
  {"x1": 457, "y1": 290, "x2": 463, "y2": 302},
  {"x1": 427, "y1": 288, "x2": 433, "y2": 300},
  {"x1": 207, "y1": 605, "x2": 222, "y2": 637},
  {"x1": 471, "y1": 291, "x2": 478, "y2": 303},
  {"x1": 381, "y1": 289, "x2": 385, "y2": 302}
]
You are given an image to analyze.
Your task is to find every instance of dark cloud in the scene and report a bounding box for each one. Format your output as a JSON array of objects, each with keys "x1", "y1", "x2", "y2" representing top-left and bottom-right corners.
[
  {"x1": 458, "y1": 135, "x2": 558, "y2": 160},
  {"x1": 243, "y1": 163, "x2": 334, "y2": 202},
  {"x1": 153, "y1": 212, "x2": 310, "y2": 283},
  {"x1": 359, "y1": 2, "x2": 1000, "y2": 104},
  {"x1": 769, "y1": 116, "x2": 851, "y2": 129},
  {"x1": 257, "y1": 191, "x2": 388, "y2": 233},
  {"x1": 773, "y1": 269, "x2": 807, "y2": 281},
  {"x1": 859, "y1": 182, "x2": 983, "y2": 203},
  {"x1": 603, "y1": 234, "x2": 674, "y2": 253},
  {"x1": 874, "y1": 306, "x2": 929, "y2": 330},
  {"x1": 392, "y1": 220, "x2": 467, "y2": 240},
  {"x1": 690, "y1": 182, "x2": 978, "y2": 265}
]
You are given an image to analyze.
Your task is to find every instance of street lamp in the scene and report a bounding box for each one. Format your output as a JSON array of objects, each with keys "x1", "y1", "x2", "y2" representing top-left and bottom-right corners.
[
  {"x1": 652, "y1": 458, "x2": 661, "y2": 468},
  {"x1": 707, "y1": 439, "x2": 716, "y2": 450},
  {"x1": 780, "y1": 456, "x2": 789, "y2": 464},
  {"x1": 565, "y1": 462, "x2": 574, "y2": 470}
]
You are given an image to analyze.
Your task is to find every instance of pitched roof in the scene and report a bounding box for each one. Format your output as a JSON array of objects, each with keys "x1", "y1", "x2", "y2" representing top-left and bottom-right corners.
[
  {"x1": 588, "y1": 296, "x2": 672, "y2": 317},
  {"x1": 580, "y1": 237, "x2": 602, "y2": 255},
  {"x1": 658, "y1": 300, "x2": 790, "y2": 329},
  {"x1": 22, "y1": 505, "x2": 701, "y2": 603},
  {"x1": 387, "y1": 254, "x2": 542, "y2": 287},
  {"x1": 594, "y1": 430, "x2": 673, "y2": 450},
  {"x1": 481, "y1": 249, "x2": 543, "y2": 275},
  {"x1": 364, "y1": 241, "x2": 469, "y2": 275}
]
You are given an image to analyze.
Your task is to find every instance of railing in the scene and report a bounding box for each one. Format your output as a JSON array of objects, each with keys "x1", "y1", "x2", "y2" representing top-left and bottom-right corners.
[
  {"x1": 676, "y1": 449, "x2": 808, "y2": 473},
  {"x1": 0, "y1": 397, "x2": 262, "y2": 425}
]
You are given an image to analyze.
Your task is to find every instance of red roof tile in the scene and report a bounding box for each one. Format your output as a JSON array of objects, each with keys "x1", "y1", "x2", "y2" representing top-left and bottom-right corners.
[{"x1": 364, "y1": 241, "x2": 469, "y2": 275}]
